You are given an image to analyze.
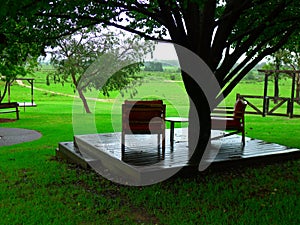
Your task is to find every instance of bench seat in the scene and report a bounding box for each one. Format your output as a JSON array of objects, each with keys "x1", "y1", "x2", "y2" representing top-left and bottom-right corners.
[{"x1": 0, "y1": 102, "x2": 19, "y2": 120}]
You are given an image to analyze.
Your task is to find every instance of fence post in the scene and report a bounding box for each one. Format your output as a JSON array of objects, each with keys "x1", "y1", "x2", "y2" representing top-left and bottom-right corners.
[
  {"x1": 290, "y1": 73, "x2": 296, "y2": 118},
  {"x1": 287, "y1": 99, "x2": 291, "y2": 116},
  {"x1": 262, "y1": 73, "x2": 269, "y2": 117},
  {"x1": 263, "y1": 96, "x2": 269, "y2": 117}
]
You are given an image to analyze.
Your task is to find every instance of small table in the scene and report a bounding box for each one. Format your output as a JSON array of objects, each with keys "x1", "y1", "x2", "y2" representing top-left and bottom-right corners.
[{"x1": 165, "y1": 117, "x2": 189, "y2": 143}]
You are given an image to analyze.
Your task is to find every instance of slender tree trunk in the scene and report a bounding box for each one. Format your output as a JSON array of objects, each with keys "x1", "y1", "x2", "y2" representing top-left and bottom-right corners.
[
  {"x1": 0, "y1": 81, "x2": 10, "y2": 103},
  {"x1": 274, "y1": 59, "x2": 280, "y2": 103},
  {"x1": 78, "y1": 88, "x2": 91, "y2": 113},
  {"x1": 70, "y1": 72, "x2": 91, "y2": 113}
]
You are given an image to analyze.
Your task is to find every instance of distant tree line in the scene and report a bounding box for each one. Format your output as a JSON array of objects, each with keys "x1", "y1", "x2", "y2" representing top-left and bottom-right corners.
[{"x1": 144, "y1": 62, "x2": 164, "y2": 72}]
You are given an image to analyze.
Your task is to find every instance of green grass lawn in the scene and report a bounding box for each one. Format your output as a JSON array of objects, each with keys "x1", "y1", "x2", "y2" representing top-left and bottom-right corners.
[{"x1": 0, "y1": 72, "x2": 299, "y2": 224}]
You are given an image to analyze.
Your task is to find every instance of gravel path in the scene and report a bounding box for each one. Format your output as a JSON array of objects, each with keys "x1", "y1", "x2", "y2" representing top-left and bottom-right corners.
[{"x1": 0, "y1": 128, "x2": 42, "y2": 147}]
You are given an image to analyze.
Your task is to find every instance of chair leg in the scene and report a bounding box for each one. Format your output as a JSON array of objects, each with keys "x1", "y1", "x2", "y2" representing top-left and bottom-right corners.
[
  {"x1": 162, "y1": 132, "x2": 165, "y2": 159},
  {"x1": 121, "y1": 132, "x2": 125, "y2": 159},
  {"x1": 157, "y1": 133, "x2": 165, "y2": 160},
  {"x1": 16, "y1": 107, "x2": 19, "y2": 120},
  {"x1": 157, "y1": 134, "x2": 161, "y2": 158},
  {"x1": 157, "y1": 134, "x2": 160, "y2": 149},
  {"x1": 241, "y1": 128, "x2": 245, "y2": 147}
]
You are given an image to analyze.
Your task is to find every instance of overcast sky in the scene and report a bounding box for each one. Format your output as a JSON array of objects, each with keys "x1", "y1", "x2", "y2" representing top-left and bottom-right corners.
[{"x1": 150, "y1": 42, "x2": 178, "y2": 61}]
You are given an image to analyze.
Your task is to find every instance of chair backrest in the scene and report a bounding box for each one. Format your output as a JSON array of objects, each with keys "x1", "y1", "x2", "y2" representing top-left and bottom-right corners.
[
  {"x1": 233, "y1": 98, "x2": 247, "y2": 119},
  {"x1": 122, "y1": 100, "x2": 166, "y2": 134}
]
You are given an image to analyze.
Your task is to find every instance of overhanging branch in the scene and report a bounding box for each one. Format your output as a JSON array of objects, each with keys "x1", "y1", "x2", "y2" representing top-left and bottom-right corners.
[
  {"x1": 36, "y1": 12, "x2": 171, "y2": 42},
  {"x1": 219, "y1": 25, "x2": 296, "y2": 100}
]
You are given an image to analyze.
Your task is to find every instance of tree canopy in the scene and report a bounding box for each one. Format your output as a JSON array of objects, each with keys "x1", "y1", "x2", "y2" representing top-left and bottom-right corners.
[
  {"x1": 24, "y1": 0, "x2": 299, "y2": 98},
  {"x1": 1, "y1": 1, "x2": 299, "y2": 93}
]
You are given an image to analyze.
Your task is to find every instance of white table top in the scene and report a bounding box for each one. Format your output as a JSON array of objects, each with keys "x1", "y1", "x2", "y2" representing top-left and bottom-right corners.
[{"x1": 165, "y1": 117, "x2": 189, "y2": 122}]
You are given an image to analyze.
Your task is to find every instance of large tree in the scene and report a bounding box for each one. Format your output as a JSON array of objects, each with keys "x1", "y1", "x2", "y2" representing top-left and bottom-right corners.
[{"x1": 3, "y1": 0, "x2": 300, "y2": 166}]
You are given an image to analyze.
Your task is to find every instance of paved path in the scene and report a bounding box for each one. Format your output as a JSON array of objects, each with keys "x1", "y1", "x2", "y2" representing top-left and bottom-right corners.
[
  {"x1": 0, "y1": 128, "x2": 42, "y2": 147},
  {"x1": 16, "y1": 80, "x2": 113, "y2": 102}
]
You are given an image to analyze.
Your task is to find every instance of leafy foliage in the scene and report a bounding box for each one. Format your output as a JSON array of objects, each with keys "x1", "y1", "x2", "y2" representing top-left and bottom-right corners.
[
  {"x1": 267, "y1": 35, "x2": 300, "y2": 70},
  {"x1": 47, "y1": 26, "x2": 154, "y2": 112},
  {"x1": 0, "y1": 23, "x2": 40, "y2": 102},
  {"x1": 15, "y1": 1, "x2": 297, "y2": 100}
]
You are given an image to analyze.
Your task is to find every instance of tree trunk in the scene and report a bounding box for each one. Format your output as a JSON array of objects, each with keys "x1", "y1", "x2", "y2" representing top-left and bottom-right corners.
[
  {"x1": 78, "y1": 88, "x2": 91, "y2": 113},
  {"x1": 172, "y1": 41, "x2": 218, "y2": 171},
  {"x1": 0, "y1": 81, "x2": 9, "y2": 103},
  {"x1": 274, "y1": 60, "x2": 280, "y2": 103},
  {"x1": 181, "y1": 70, "x2": 211, "y2": 168}
]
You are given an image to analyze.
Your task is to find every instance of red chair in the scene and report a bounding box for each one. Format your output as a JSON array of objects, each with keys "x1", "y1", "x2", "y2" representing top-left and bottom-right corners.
[
  {"x1": 211, "y1": 98, "x2": 247, "y2": 146},
  {"x1": 121, "y1": 100, "x2": 166, "y2": 158}
]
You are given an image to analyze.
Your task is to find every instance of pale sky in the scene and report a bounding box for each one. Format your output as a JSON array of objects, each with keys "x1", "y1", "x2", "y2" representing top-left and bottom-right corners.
[{"x1": 151, "y1": 42, "x2": 178, "y2": 61}]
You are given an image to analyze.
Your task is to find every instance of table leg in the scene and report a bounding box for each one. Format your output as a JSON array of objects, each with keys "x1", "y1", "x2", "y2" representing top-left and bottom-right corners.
[{"x1": 170, "y1": 121, "x2": 175, "y2": 143}]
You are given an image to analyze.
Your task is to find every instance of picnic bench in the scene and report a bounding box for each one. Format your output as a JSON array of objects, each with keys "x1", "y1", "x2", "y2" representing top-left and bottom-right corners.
[
  {"x1": 211, "y1": 98, "x2": 247, "y2": 146},
  {"x1": 0, "y1": 102, "x2": 20, "y2": 120}
]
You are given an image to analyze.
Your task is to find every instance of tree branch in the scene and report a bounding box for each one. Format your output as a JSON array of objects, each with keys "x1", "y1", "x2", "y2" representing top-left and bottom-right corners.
[
  {"x1": 219, "y1": 25, "x2": 296, "y2": 100},
  {"x1": 209, "y1": 0, "x2": 252, "y2": 69},
  {"x1": 216, "y1": 0, "x2": 290, "y2": 81},
  {"x1": 37, "y1": 11, "x2": 167, "y2": 42},
  {"x1": 198, "y1": 0, "x2": 216, "y2": 62}
]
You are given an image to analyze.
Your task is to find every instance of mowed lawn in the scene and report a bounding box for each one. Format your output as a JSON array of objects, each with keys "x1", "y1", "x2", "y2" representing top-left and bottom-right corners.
[{"x1": 0, "y1": 72, "x2": 299, "y2": 224}]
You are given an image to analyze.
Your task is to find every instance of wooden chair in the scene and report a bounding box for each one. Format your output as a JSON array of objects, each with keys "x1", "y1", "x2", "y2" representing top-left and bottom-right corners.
[
  {"x1": 121, "y1": 100, "x2": 166, "y2": 159},
  {"x1": 211, "y1": 98, "x2": 247, "y2": 146}
]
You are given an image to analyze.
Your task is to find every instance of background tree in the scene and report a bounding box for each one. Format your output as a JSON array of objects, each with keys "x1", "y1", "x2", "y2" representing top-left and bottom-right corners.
[
  {"x1": 48, "y1": 26, "x2": 154, "y2": 113},
  {"x1": 144, "y1": 62, "x2": 164, "y2": 72},
  {"x1": 266, "y1": 35, "x2": 300, "y2": 102},
  {"x1": 269, "y1": 35, "x2": 300, "y2": 70}
]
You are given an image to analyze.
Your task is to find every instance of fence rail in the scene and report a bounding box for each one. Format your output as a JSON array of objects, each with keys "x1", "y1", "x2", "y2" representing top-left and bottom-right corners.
[{"x1": 237, "y1": 94, "x2": 300, "y2": 118}]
